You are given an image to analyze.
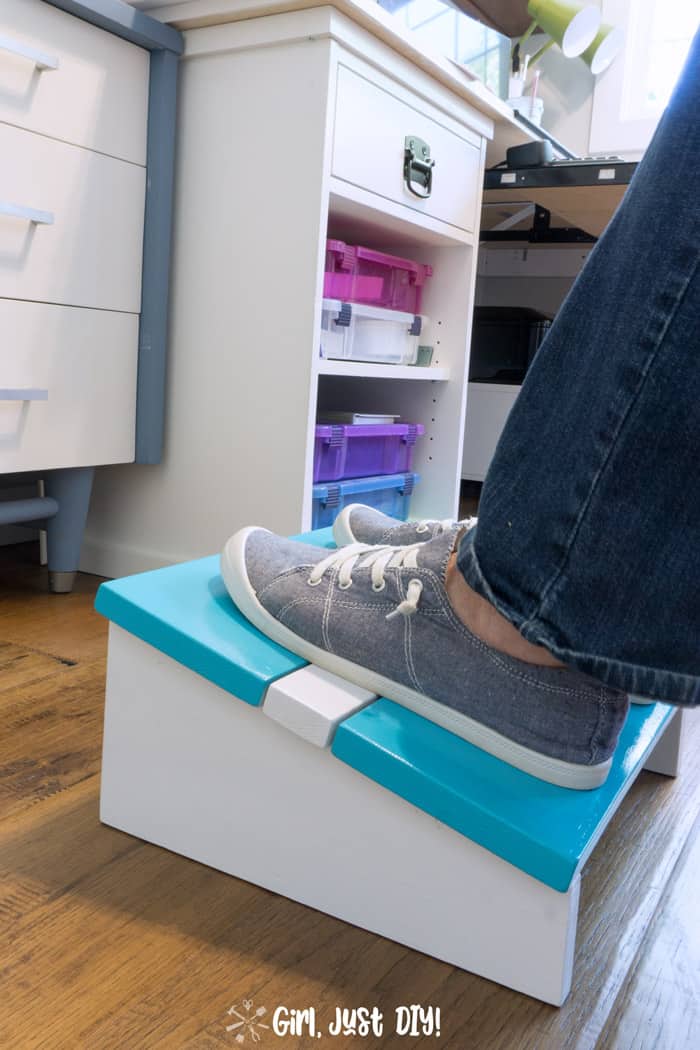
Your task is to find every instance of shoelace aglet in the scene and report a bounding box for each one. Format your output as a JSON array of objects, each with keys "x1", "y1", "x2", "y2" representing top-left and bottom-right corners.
[{"x1": 385, "y1": 579, "x2": 423, "y2": 621}]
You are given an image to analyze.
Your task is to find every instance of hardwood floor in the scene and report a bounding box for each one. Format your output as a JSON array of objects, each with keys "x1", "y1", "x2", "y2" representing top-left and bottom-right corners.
[{"x1": 1, "y1": 542, "x2": 699, "y2": 1050}]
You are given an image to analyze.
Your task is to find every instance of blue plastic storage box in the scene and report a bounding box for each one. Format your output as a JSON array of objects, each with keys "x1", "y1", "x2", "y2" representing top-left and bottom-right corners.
[{"x1": 311, "y1": 472, "x2": 419, "y2": 529}]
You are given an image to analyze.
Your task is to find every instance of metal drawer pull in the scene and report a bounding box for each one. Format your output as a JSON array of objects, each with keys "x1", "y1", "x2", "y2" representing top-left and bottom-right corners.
[
  {"x1": 0, "y1": 388, "x2": 49, "y2": 401},
  {"x1": 0, "y1": 201, "x2": 54, "y2": 225},
  {"x1": 404, "y1": 136, "x2": 435, "y2": 199},
  {"x1": 0, "y1": 34, "x2": 59, "y2": 71}
]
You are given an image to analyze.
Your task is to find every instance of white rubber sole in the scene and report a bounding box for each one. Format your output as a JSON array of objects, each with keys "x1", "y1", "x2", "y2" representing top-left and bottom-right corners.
[
  {"x1": 221, "y1": 528, "x2": 613, "y2": 791},
  {"x1": 332, "y1": 504, "x2": 370, "y2": 546}
]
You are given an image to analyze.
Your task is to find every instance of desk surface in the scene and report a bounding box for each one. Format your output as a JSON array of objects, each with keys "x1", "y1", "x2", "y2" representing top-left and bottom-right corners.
[{"x1": 483, "y1": 159, "x2": 638, "y2": 238}]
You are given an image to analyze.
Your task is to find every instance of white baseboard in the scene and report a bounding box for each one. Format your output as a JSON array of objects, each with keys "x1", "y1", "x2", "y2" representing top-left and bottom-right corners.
[{"x1": 79, "y1": 533, "x2": 179, "y2": 580}]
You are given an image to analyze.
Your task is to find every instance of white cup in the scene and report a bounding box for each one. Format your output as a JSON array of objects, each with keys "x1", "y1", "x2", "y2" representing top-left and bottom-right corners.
[{"x1": 508, "y1": 95, "x2": 544, "y2": 126}]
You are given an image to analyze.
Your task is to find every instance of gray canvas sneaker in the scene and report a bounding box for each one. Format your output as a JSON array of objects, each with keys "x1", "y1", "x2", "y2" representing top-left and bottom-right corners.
[
  {"x1": 221, "y1": 526, "x2": 629, "y2": 789},
  {"x1": 333, "y1": 503, "x2": 477, "y2": 547}
]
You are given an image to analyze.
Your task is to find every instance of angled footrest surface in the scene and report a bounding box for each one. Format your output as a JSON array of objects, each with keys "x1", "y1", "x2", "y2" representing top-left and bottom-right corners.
[
  {"x1": 95, "y1": 527, "x2": 675, "y2": 892},
  {"x1": 95, "y1": 528, "x2": 335, "y2": 704},
  {"x1": 333, "y1": 699, "x2": 674, "y2": 891}
]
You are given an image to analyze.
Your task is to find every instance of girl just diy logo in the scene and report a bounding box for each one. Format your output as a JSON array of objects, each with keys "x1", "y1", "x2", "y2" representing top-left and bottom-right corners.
[
  {"x1": 224, "y1": 996, "x2": 443, "y2": 1041},
  {"x1": 225, "y1": 999, "x2": 270, "y2": 1043}
]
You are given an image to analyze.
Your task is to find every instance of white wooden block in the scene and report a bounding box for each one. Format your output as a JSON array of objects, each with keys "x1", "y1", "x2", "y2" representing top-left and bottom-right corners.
[
  {"x1": 263, "y1": 664, "x2": 376, "y2": 748},
  {"x1": 643, "y1": 709, "x2": 685, "y2": 777},
  {"x1": 101, "y1": 625, "x2": 579, "y2": 1005}
]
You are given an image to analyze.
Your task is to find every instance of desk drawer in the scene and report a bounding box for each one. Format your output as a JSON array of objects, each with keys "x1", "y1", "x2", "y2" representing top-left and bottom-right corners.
[
  {"x1": 0, "y1": 123, "x2": 145, "y2": 313},
  {"x1": 0, "y1": 299, "x2": 137, "y2": 473},
  {"x1": 0, "y1": 0, "x2": 148, "y2": 165},
  {"x1": 332, "y1": 64, "x2": 482, "y2": 232}
]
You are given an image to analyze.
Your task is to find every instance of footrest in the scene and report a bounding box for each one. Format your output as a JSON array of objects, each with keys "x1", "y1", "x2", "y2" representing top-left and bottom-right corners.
[
  {"x1": 95, "y1": 527, "x2": 683, "y2": 1005},
  {"x1": 95, "y1": 527, "x2": 675, "y2": 891}
]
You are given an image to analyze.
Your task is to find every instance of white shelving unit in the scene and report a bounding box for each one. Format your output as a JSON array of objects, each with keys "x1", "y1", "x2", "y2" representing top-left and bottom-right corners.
[
  {"x1": 317, "y1": 361, "x2": 451, "y2": 381},
  {"x1": 82, "y1": 1, "x2": 498, "y2": 576}
]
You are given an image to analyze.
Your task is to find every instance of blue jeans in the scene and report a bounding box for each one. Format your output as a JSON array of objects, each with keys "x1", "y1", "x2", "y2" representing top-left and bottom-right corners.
[{"x1": 457, "y1": 29, "x2": 700, "y2": 705}]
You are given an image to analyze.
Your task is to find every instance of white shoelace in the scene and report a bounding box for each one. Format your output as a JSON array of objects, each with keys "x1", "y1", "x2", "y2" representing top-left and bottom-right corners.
[
  {"x1": 307, "y1": 542, "x2": 425, "y2": 621},
  {"x1": 415, "y1": 515, "x2": 477, "y2": 535}
]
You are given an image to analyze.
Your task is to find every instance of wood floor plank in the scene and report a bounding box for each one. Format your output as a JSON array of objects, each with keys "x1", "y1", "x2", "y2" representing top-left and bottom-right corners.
[
  {"x1": 596, "y1": 813, "x2": 700, "y2": 1050},
  {"x1": 0, "y1": 659, "x2": 106, "y2": 822},
  {"x1": 1, "y1": 551, "x2": 699, "y2": 1049},
  {"x1": 0, "y1": 542, "x2": 108, "y2": 666}
]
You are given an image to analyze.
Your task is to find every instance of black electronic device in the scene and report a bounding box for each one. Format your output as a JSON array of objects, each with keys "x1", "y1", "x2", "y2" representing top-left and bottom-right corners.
[
  {"x1": 469, "y1": 307, "x2": 552, "y2": 384},
  {"x1": 506, "y1": 141, "x2": 554, "y2": 168}
]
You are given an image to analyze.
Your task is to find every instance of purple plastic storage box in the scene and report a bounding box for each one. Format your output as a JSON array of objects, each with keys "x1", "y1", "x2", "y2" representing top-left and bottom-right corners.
[
  {"x1": 323, "y1": 240, "x2": 432, "y2": 313},
  {"x1": 313, "y1": 422, "x2": 425, "y2": 482}
]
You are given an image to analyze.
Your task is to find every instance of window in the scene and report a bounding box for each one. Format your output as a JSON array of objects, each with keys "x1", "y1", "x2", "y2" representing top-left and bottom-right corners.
[
  {"x1": 590, "y1": 0, "x2": 698, "y2": 154},
  {"x1": 377, "y1": 0, "x2": 509, "y2": 97}
]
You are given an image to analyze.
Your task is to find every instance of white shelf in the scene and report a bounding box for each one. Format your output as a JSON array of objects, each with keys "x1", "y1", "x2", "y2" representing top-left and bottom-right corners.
[
  {"x1": 317, "y1": 360, "x2": 450, "y2": 380},
  {"x1": 328, "y1": 183, "x2": 475, "y2": 249}
]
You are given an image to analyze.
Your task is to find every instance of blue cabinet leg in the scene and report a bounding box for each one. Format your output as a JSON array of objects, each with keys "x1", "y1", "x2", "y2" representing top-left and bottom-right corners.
[{"x1": 43, "y1": 467, "x2": 95, "y2": 593}]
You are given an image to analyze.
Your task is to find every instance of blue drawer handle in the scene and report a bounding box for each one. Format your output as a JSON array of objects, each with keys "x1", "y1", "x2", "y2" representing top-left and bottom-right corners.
[
  {"x1": 0, "y1": 201, "x2": 54, "y2": 225},
  {"x1": 0, "y1": 388, "x2": 49, "y2": 401},
  {"x1": 0, "y1": 34, "x2": 59, "y2": 71}
]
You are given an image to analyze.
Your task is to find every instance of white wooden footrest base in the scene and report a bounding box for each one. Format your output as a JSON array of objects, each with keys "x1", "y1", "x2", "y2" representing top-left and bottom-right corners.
[
  {"x1": 95, "y1": 537, "x2": 684, "y2": 1006},
  {"x1": 102, "y1": 626, "x2": 582, "y2": 1005}
]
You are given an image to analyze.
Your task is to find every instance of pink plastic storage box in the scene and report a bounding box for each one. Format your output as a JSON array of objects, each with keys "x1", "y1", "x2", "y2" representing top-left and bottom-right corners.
[
  {"x1": 324, "y1": 240, "x2": 432, "y2": 313},
  {"x1": 313, "y1": 423, "x2": 425, "y2": 482}
]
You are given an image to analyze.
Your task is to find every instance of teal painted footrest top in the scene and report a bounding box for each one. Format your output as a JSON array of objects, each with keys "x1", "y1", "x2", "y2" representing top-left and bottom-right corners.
[
  {"x1": 96, "y1": 526, "x2": 675, "y2": 892},
  {"x1": 331, "y1": 698, "x2": 674, "y2": 891},
  {"x1": 94, "y1": 529, "x2": 334, "y2": 705}
]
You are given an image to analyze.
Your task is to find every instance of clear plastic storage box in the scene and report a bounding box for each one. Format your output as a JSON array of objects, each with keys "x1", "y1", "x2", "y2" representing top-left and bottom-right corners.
[
  {"x1": 320, "y1": 299, "x2": 422, "y2": 365},
  {"x1": 324, "y1": 240, "x2": 432, "y2": 314},
  {"x1": 311, "y1": 472, "x2": 419, "y2": 529},
  {"x1": 313, "y1": 423, "x2": 424, "y2": 482}
]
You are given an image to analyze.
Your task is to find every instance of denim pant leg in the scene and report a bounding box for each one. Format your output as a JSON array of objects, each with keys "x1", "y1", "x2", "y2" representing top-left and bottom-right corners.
[{"x1": 457, "y1": 30, "x2": 700, "y2": 705}]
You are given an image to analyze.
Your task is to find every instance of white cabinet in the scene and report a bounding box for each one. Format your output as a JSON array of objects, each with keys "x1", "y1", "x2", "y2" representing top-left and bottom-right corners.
[
  {"x1": 83, "y1": 2, "x2": 497, "y2": 576},
  {"x1": 0, "y1": 0, "x2": 153, "y2": 590},
  {"x1": 0, "y1": 0, "x2": 147, "y2": 476}
]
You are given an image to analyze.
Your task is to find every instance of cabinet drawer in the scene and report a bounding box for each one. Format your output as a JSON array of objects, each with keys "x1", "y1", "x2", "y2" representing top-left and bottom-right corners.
[
  {"x1": 0, "y1": 123, "x2": 145, "y2": 313},
  {"x1": 0, "y1": 299, "x2": 137, "y2": 473},
  {"x1": 332, "y1": 64, "x2": 482, "y2": 232},
  {"x1": 0, "y1": 0, "x2": 148, "y2": 165}
]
